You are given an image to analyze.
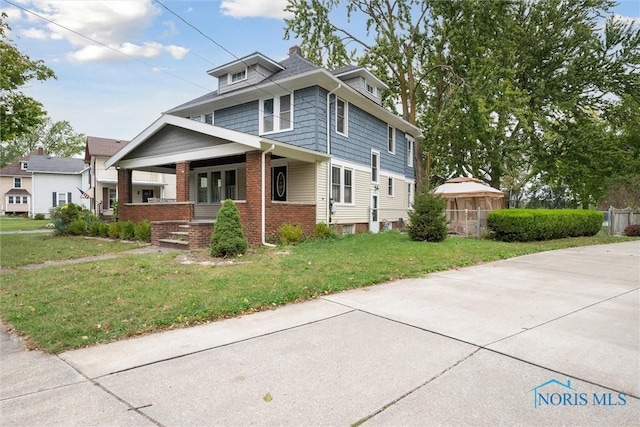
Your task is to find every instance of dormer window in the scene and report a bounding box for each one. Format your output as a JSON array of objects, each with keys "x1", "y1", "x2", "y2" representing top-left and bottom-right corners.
[
  {"x1": 365, "y1": 81, "x2": 376, "y2": 96},
  {"x1": 229, "y1": 68, "x2": 247, "y2": 85},
  {"x1": 20, "y1": 162, "x2": 28, "y2": 170}
]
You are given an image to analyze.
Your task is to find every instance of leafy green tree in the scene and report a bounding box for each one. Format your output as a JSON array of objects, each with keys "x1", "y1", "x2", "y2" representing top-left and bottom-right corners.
[
  {"x1": 210, "y1": 199, "x2": 248, "y2": 257},
  {"x1": 1, "y1": 118, "x2": 86, "y2": 167},
  {"x1": 0, "y1": 13, "x2": 55, "y2": 143}
]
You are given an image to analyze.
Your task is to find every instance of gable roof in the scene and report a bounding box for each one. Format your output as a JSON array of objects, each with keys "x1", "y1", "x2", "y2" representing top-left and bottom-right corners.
[
  {"x1": 0, "y1": 155, "x2": 31, "y2": 177},
  {"x1": 28, "y1": 155, "x2": 88, "y2": 174},
  {"x1": 85, "y1": 136, "x2": 129, "y2": 162},
  {"x1": 332, "y1": 65, "x2": 389, "y2": 90}
]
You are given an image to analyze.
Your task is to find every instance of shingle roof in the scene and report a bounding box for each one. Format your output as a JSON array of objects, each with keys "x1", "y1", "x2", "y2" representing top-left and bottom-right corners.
[
  {"x1": 85, "y1": 136, "x2": 129, "y2": 162},
  {"x1": 331, "y1": 64, "x2": 362, "y2": 75},
  {"x1": 6, "y1": 188, "x2": 31, "y2": 196},
  {"x1": 28, "y1": 155, "x2": 87, "y2": 174},
  {"x1": 0, "y1": 155, "x2": 31, "y2": 177}
]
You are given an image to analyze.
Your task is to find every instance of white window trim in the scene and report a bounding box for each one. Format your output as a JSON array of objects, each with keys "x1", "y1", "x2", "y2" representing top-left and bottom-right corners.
[
  {"x1": 331, "y1": 164, "x2": 355, "y2": 205},
  {"x1": 388, "y1": 177, "x2": 394, "y2": 197},
  {"x1": 407, "y1": 135, "x2": 415, "y2": 168},
  {"x1": 204, "y1": 112, "x2": 214, "y2": 125},
  {"x1": 195, "y1": 167, "x2": 241, "y2": 203},
  {"x1": 13, "y1": 177, "x2": 21, "y2": 188},
  {"x1": 20, "y1": 162, "x2": 28, "y2": 170},
  {"x1": 407, "y1": 181, "x2": 414, "y2": 208},
  {"x1": 335, "y1": 97, "x2": 348, "y2": 137},
  {"x1": 371, "y1": 149, "x2": 380, "y2": 184},
  {"x1": 259, "y1": 94, "x2": 294, "y2": 135},
  {"x1": 365, "y1": 80, "x2": 377, "y2": 96},
  {"x1": 388, "y1": 125, "x2": 396, "y2": 154},
  {"x1": 228, "y1": 67, "x2": 247, "y2": 85}
]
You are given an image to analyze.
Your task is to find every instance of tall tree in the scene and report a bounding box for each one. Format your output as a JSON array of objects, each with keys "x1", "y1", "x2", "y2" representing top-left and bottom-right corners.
[
  {"x1": 0, "y1": 13, "x2": 55, "y2": 143},
  {"x1": 285, "y1": 0, "x2": 439, "y2": 188},
  {"x1": 0, "y1": 118, "x2": 85, "y2": 167}
]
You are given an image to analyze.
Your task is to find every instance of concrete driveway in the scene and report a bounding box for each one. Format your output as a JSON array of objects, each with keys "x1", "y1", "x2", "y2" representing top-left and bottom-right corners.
[{"x1": 1, "y1": 241, "x2": 638, "y2": 426}]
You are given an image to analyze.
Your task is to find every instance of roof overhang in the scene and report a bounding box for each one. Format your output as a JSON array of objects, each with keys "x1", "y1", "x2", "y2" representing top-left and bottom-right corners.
[
  {"x1": 207, "y1": 52, "x2": 285, "y2": 77},
  {"x1": 166, "y1": 69, "x2": 422, "y2": 138},
  {"x1": 105, "y1": 114, "x2": 329, "y2": 170},
  {"x1": 333, "y1": 68, "x2": 389, "y2": 91}
]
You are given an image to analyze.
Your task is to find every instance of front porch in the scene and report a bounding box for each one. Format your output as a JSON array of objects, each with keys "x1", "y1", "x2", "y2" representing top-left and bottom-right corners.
[{"x1": 109, "y1": 116, "x2": 327, "y2": 249}]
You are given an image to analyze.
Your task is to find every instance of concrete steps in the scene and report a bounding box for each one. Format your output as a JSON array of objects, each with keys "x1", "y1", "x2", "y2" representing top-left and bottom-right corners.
[{"x1": 158, "y1": 224, "x2": 190, "y2": 249}]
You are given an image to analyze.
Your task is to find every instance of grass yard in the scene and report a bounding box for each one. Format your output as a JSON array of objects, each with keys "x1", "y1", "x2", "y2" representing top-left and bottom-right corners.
[
  {"x1": 0, "y1": 232, "x2": 634, "y2": 353},
  {"x1": 0, "y1": 216, "x2": 50, "y2": 231},
  {"x1": 0, "y1": 234, "x2": 141, "y2": 269}
]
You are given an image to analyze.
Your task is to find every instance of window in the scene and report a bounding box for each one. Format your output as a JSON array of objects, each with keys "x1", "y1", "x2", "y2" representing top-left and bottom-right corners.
[
  {"x1": 8, "y1": 196, "x2": 14, "y2": 204},
  {"x1": 13, "y1": 177, "x2": 21, "y2": 188},
  {"x1": 260, "y1": 94, "x2": 293, "y2": 134},
  {"x1": 108, "y1": 188, "x2": 117, "y2": 209},
  {"x1": 22, "y1": 196, "x2": 28, "y2": 204},
  {"x1": 407, "y1": 136, "x2": 415, "y2": 167},
  {"x1": 388, "y1": 177, "x2": 394, "y2": 197},
  {"x1": 198, "y1": 173, "x2": 208, "y2": 203},
  {"x1": 57, "y1": 192, "x2": 68, "y2": 206},
  {"x1": 20, "y1": 162, "x2": 28, "y2": 170},
  {"x1": 229, "y1": 68, "x2": 247, "y2": 84},
  {"x1": 336, "y1": 98, "x2": 348, "y2": 135},
  {"x1": 211, "y1": 171, "x2": 222, "y2": 202},
  {"x1": 225, "y1": 170, "x2": 236, "y2": 200},
  {"x1": 388, "y1": 125, "x2": 395, "y2": 154},
  {"x1": 365, "y1": 81, "x2": 376, "y2": 96},
  {"x1": 204, "y1": 113, "x2": 213, "y2": 125},
  {"x1": 190, "y1": 115, "x2": 202, "y2": 122},
  {"x1": 407, "y1": 182, "x2": 414, "y2": 208},
  {"x1": 331, "y1": 165, "x2": 353, "y2": 204},
  {"x1": 371, "y1": 150, "x2": 380, "y2": 183}
]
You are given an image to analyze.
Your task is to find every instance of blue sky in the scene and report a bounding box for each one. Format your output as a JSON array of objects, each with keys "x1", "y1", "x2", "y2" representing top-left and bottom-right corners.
[{"x1": 2, "y1": 0, "x2": 639, "y2": 141}]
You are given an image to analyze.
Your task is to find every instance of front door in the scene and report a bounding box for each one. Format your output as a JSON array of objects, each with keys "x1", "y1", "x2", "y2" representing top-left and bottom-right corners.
[
  {"x1": 369, "y1": 190, "x2": 379, "y2": 233},
  {"x1": 142, "y1": 189, "x2": 154, "y2": 203},
  {"x1": 272, "y1": 166, "x2": 287, "y2": 201}
]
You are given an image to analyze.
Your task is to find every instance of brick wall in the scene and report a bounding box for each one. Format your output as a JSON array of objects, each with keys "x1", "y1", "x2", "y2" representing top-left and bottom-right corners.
[
  {"x1": 151, "y1": 221, "x2": 189, "y2": 246},
  {"x1": 265, "y1": 203, "x2": 316, "y2": 241},
  {"x1": 189, "y1": 222, "x2": 214, "y2": 249},
  {"x1": 117, "y1": 169, "x2": 133, "y2": 205},
  {"x1": 243, "y1": 151, "x2": 269, "y2": 245},
  {"x1": 176, "y1": 162, "x2": 190, "y2": 202},
  {"x1": 121, "y1": 202, "x2": 193, "y2": 223}
]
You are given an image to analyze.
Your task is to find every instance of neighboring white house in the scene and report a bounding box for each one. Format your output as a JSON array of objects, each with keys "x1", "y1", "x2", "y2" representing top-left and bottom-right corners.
[{"x1": 28, "y1": 155, "x2": 90, "y2": 217}]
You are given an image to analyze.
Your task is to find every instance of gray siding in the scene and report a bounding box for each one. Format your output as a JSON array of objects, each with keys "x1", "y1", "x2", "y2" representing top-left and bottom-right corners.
[
  {"x1": 126, "y1": 126, "x2": 228, "y2": 159},
  {"x1": 214, "y1": 101, "x2": 259, "y2": 134}
]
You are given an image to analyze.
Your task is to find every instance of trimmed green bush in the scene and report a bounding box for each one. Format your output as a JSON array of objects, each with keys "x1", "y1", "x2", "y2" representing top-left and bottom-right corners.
[
  {"x1": 121, "y1": 221, "x2": 136, "y2": 240},
  {"x1": 88, "y1": 221, "x2": 103, "y2": 237},
  {"x1": 108, "y1": 222, "x2": 123, "y2": 239},
  {"x1": 279, "y1": 223, "x2": 305, "y2": 245},
  {"x1": 34, "y1": 213, "x2": 45, "y2": 220},
  {"x1": 407, "y1": 191, "x2": 448, "y2": 242},
  {"x1": 99, "y1": 222, "x2": 110, "y2": 238},
  {"x1": 210, "y1": 199, "x2": 247, "y2": 257},
  {"x1": 488, "y1": 209, "x2": 603, "y2": 242},
  {"x1": 624, "y1": 224, "x2": 640, "y2": 237},
  {"x1": 313, "y1": 222, "x2": 336, "y2": 239},
  {"x1": 135, "y1": 220, "x2": 152, "y2": 242},
  {"x1": 68, "y1": 219, "x2": 88, "y2": 235}
]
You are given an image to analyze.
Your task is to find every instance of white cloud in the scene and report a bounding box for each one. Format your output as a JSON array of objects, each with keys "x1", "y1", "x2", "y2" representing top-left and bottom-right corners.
[
  {"x1": 165, "y1": 45, "x2": 189, "y2": 59},
  {"x1": 14, "y1": 0, "x2": 189, "y2": 63},
  {"x1": 220, "y1": 0, "x2": 293, "y2": 19}
]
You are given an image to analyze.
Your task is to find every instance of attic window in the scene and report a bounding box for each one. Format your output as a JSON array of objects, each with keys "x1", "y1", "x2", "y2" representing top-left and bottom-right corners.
[
  {"x1": 20, "y1": 162, "x2": 28, "y2": 170},
  {"x1": 229, "y1": 68, "x2": 247, "y2": 84},
  {"x1": 365, "y1": 81, "x2": 376, "y2": 96}
]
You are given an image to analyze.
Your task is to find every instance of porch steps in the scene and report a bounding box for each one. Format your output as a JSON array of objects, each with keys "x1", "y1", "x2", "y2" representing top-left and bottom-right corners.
[{"x1": 158, "y1": 224, "x2": 190, "y2": 249}]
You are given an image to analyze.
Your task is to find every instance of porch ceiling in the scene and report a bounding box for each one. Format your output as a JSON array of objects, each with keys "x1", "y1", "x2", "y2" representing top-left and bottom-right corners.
[{"x1": 105, "y1": 114, "x2": 328, "y2": 171}]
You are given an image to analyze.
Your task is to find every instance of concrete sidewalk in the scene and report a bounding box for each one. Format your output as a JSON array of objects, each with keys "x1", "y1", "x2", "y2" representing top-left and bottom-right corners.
[{"x1": 1, "y1": 241, "x2": 638, "y2": 426}]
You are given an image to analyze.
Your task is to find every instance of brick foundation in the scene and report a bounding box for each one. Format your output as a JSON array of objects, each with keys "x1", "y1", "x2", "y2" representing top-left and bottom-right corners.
[
  {"x1": 265, "y1": 203, "x2": 316, "y2": 241},
  {"x1": 120, "y1": 202, "x2": 193, "y2": 223},
  {"x1": 188, "y1": 222, "x2": 215, "y2": 248}
]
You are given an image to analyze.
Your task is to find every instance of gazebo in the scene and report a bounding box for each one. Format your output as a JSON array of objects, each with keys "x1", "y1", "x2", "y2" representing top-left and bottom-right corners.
[{"x1": 433, "y1": 177, "x2": 505, "y2": 235}]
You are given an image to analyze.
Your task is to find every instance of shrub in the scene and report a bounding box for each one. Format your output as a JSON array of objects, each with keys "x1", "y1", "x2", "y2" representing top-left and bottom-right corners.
[
  {"x1": 488, "y1": 209, "x2": 603, "y2": 242},
  {"x1": 313, "y1": 222, "x2": 336, "y2": 239},
  {"x1": 135, "y1": 220, "x2": 152, "y2": 242},
  {"x1": 52, "y1": 218, "x2": 69, "y2": 236},
  {"x1": 407, "y1": 191, "x2": 448, "y2": 242},
  {"x1": 88, "y1": 221, "x2": 103, "y2": 237},
  {"x1": 210, "y1": 199, "x2": 247, "y2": 257},
  {"x1": 99, "y1": 222, "x2": 110, "y2": 238},
  {"x1": 279, "y1": 223, "x2": 305, "y2": 245},
  {"x1": 624, "y1": 224, "x2": 640, "y2": 237},
  {"x1": 68, "y1": 219, "x2": 88, "y2": 235},
  {"x1": 108, "y1": 222, "x2": 123, "y2": 239},
  {"x1": 34, "y1": 213, "x2": 45, "y2": 220},
  {"x1": 121, "y1": 221, "x2": 136, "y2": 240}
]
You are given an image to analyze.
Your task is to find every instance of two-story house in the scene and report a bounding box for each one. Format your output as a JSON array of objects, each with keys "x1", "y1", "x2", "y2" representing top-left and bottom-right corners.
[
  {"x1": 105, "y1": 47, "x2": 421, "y2": 248},
  {"x1": 0, "y1": 154, "x2": 33, "y2": 216},
  {"x1": 28, "y1": 155, "x2": 91, "y2": 217},
  {"x1": 85, "y1": 136, "x2": 176, "y2": 218}
]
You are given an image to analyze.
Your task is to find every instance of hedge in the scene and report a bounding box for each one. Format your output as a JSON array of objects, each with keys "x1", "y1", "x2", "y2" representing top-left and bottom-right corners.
[{"x1": 487, "y1": 209, "x2": 603, "y2": 242}]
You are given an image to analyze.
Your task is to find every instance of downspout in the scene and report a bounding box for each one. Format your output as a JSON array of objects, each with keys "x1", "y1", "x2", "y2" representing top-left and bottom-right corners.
[
  {"x1": 262, "y1": 144, "x2": 276, "y2": 247},
  {"x1": 326, "y1": 84, "x2": 341, "y2": 224}
]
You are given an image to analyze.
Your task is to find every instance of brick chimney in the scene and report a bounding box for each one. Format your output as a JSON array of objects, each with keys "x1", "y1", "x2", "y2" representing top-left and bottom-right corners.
[
  {"x1": 288, "y1": 45, "x2": 302, "y2": 58},
  {"x1": 36, "y1": 145, "x2": 44, "y2": 155}
]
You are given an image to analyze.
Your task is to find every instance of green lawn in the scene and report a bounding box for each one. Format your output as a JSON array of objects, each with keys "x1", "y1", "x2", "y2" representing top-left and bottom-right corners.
[
  {"x1": 0, "y1": 216, "x2": 50, "y2": 231},
  {"x1": 0, "y1": 232, "x2": 634, "y2": 353},
  {"x1": 0, "y1": 234, "x2": 141, "y2": 269}
]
